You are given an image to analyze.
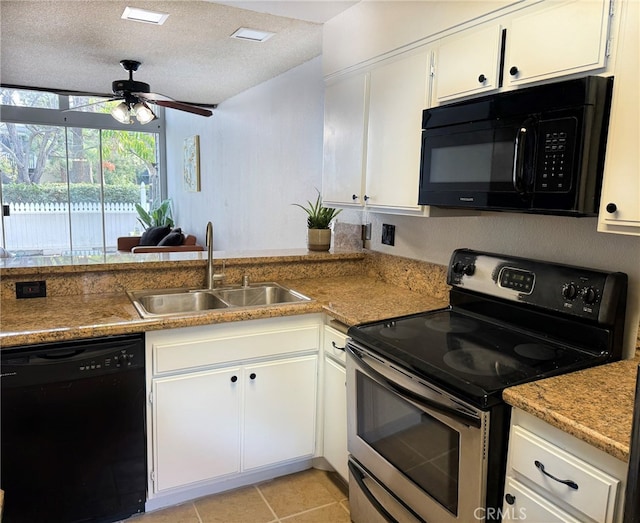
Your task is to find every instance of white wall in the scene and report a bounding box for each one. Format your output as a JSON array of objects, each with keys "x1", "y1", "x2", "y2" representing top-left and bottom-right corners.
[{"x1": 165, "y1": 56, "x2": 324, "y2": 251}]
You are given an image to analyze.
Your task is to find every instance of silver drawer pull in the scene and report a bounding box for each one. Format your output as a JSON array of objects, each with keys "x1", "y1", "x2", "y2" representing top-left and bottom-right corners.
[
  {"x1": 331, "y1": 341, "x2": 346, "y2": 352},
  {"x1": 534, "y1": 460, "x2": 579, "y2": 490}
]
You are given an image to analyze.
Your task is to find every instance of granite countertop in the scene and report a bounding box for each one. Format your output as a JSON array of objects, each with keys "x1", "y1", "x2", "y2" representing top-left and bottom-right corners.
[
  {"x1": 3, "y1": 252, "x2": 638, "y2": 465},
  {"x1": 0, "y1": 275, "x2": 447, "y2": 347},
  {"x1": 503, "y1": 355, "x2": 640, "y2": 462}
]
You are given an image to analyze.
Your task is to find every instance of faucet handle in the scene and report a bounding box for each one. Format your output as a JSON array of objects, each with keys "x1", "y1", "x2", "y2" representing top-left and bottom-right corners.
[{"x1": 242, "y1": 274, "x2": 250, "y2": 287}]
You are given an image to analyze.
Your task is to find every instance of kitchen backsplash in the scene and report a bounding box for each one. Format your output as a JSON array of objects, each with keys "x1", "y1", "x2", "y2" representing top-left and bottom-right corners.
[{"x1": 0, "y1": 249, "x2": 450, "y2": 302}]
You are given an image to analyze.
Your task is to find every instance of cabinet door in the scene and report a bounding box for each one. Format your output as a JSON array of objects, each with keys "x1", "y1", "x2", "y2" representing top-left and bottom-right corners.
[
  {"x1": 322, "y1": 72, "x2": 368, "y2": 207},
  {"x1": 243, "y1": 355, "x2": 317, "y2": 470},
  {"x1": 505, "y1": 0, "x2": 611, "y2": 87},
  {"x1": 365, "y1": 48, "x2": 431, "y2": 212},
  {"x1": 152, "y1": 367, "x2": 241, "y2": 492},
  {"x1": 503, "y1": 477, "x2": 582, "y2": 523},
  {"x1": 598, "y1": 0, "x2": 640, "y2": 235},
  {"x1": 432, "y1": 24, "x2": 503, "y2": 105},
  {"x1": 323, "y1": 356, "x2": 348, "y2": 481}
]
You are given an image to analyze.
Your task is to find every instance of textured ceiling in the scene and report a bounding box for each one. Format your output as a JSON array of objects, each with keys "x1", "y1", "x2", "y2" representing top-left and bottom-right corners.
[{"x1": 0, "y1": 1, "x2": 356, "y2": 106}]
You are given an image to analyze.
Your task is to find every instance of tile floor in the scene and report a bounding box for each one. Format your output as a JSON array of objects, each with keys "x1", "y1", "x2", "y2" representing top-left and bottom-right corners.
[{"x1": 127, "y1": 469, "x2": 350, "y2": 523}]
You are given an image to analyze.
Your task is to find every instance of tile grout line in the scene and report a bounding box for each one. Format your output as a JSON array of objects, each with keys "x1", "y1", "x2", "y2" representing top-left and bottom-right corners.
[
  {"x1": 192, "y1": 501, "x2": 204, "y2": 523},
  {"x1": 278, "y1": 501, "x2": 343, "y2": 521},
  {"x1": 254, "y1": 484, "x2": 281, "y2": 522}
]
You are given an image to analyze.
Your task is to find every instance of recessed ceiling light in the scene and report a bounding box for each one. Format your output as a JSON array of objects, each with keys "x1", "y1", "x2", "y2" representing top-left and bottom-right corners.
[
  {"x1": 230, "y1": 27, "x2": 275, "y2": 43},
  {"x1": 121, "y1": 7, "x2": 169, "y2": 25}
]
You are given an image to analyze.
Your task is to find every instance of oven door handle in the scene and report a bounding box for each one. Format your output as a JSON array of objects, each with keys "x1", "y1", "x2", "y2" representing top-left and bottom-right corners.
[
  {"x1": 348, "y1": 459, "x2": 425, "y2": 523},
  {"x1": 347, "y1": 345, "x2": 482, "y2": 428}
]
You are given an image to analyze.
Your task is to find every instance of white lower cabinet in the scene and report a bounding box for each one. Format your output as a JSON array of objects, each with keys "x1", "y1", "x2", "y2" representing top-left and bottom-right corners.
[
  {"x1": 503, "y1": 409, "x2": 626, "y2": 523},
  {"x1": 146, "y1": 315, "x2": 321, "y2": 504},
  {"x1": 503, "y1": 477, "x2": 582, "y2": 523},
  {"x1": 243, "y1": 356, "x2": 318, "y2": 470},
  {"x1": 153, "y1": 367, "x2": 241, "y2": 492},
  {"x1": 322, "y1": 325, "x2": 348, "y2": 481}
]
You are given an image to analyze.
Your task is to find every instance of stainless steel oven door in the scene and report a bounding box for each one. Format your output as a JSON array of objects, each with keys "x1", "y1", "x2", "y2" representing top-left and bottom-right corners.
[{"x1": 347, "y1": 341, "x2": 490, "y2": 523}]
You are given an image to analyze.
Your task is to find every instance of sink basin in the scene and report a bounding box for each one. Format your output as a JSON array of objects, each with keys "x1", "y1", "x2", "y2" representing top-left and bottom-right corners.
[
  {"x1": 128, "y1": 283, "x2": 310, "y2": 318},
  {"x1": 213, "y1": 285, "x2": 310, "y2": 307},
  {"x1": 128, "y1": 289, "x2": 230, "y2": 317}
]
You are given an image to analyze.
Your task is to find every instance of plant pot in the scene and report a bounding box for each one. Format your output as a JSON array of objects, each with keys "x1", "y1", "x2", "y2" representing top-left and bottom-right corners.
[{"x1": 307, "y1": 228, "x2": 331, "y2": 251}]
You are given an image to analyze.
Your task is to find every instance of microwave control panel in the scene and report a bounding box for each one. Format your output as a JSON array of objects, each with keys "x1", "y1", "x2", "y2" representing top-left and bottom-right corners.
[{"x1": 535, "y1": 118, "x2": 577, "y2": 193}]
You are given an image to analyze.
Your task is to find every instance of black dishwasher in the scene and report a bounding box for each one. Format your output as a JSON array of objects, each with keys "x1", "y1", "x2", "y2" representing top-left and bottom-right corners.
[{"x1": 1, "y1": 334, "x2": 146, "y2": 523}]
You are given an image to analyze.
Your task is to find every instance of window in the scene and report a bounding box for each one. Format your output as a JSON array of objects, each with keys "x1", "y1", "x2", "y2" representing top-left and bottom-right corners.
[{"x1": 0, "y1": 87, "x2": 165, "y2": 255}]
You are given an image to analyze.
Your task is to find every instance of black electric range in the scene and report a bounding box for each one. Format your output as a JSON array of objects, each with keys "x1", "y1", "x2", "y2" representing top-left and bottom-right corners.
[{"x1": 349, "y1": 249, "x2": 628, "y2": 409}]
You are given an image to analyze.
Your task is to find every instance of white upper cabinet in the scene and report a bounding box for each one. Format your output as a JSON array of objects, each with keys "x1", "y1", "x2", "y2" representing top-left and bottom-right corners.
[
  {"x1": 432, "y1": 24, "x2": 504, "y2": 105},
  {"x1": 432, "y1": 0, "x2": 613, "y2": 106},
  {"x1": 598, "y1": 0, "x2": 640, "y2": 235},
  {"x1": 322, "y1": 48, "x2": 433, "y2": 215},
  {"x1": 365, "y1": 49, "x2": 431, "y2": 213},
  {"x1": 322, "y1": 72, "x2": 368, "y2": 208},
  {"x1": 505, "y1": 0, "x2": 612, "y2": 87}
]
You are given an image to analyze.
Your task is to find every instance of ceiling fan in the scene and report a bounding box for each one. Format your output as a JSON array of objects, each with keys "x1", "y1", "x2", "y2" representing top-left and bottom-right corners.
[{"x1": 75, "y1": 60, "x2": 214, "y2": 124}]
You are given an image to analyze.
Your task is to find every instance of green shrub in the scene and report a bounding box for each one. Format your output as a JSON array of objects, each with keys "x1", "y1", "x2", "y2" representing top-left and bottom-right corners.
[{"x1": 2, "y1": 183, "x2": 140, "y2": 204}]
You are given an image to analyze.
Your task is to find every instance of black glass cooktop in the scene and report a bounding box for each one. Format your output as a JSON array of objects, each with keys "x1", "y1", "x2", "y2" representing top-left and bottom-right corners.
[{"x1": 348, "y1": 308, "x2": 608, "y2": 408}]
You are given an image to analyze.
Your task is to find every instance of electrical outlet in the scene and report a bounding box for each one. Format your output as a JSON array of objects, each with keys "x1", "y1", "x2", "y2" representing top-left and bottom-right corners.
[
  {"x1": 16, "y1": 280, "x2": 47, "y2": 299},
  {"x1": 382, "y1": 224, "x2": 395, "y2": 246}
]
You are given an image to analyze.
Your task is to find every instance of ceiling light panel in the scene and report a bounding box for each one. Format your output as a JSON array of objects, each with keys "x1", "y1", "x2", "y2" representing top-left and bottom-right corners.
[
  {"x1": 230, "y1": 27, "x2": 275, "y2": 43},
  {"x1": 121, "y1": 7, "x2": 169, "y2": 25}
]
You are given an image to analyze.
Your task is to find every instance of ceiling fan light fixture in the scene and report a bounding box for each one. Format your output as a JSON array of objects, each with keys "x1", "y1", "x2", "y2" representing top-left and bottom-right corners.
[
  {"x1": 121, "y1": 7, "x2": 169, "y2": 25},
  {"x1": 133, "y1": 102, "x2": 157, "y2": 124},
  {"x1": 230, "y1": 27, "x2": 275, "y2": 43},
  {"x1": 111, "y1": 102, "x2": 132, "y2": 124}
]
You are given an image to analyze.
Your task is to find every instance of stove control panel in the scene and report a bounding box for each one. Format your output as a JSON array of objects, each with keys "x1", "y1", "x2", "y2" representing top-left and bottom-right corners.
[{"x1": 448, "y1": 249, "x2": 627, "y2": 325}]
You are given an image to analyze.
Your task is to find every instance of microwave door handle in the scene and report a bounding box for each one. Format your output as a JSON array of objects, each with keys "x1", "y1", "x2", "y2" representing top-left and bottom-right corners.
[{"x1": 513, "y1": 126, "x2": 528, "y2": 194}]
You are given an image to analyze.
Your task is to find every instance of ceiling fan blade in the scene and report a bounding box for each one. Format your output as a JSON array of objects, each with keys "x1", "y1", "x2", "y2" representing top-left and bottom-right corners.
[
  {"x1": 62, "y1": 97, "x2": 122, "y2": 112},
  {"x1": 153, "y1": 100, "x2": 213, "y2": 117},
  {"x1": 136, "y1": 92, "x2": 214, "y2": 117},
  {"x1": 135, "y1": 91, "x2": 174, "y2": 102}
]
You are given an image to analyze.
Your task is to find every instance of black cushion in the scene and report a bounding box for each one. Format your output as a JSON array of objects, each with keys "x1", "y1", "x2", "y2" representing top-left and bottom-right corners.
[
  {"x1": 157, "y1": 231, "x2": 185, "y2": 246},
  {"x1": 139, "y1": 225, "x2": 171, "y2": 246}
]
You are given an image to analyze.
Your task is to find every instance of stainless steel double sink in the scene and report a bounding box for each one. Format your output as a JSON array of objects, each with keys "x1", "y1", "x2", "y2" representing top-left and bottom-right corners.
[{"x1": 127, "y1": 282, "x2": 311, "y2": 318}]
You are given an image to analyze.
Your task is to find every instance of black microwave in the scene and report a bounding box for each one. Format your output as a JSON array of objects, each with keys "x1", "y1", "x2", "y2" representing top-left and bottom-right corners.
[{"x1": 418, "y1": 76, "x2": 613, "y2": 215}]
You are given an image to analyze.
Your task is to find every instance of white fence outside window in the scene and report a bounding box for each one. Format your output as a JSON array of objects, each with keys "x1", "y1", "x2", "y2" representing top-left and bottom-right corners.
[{"x1": 4, "y1": 202, "x2": 139, "y2": 254}]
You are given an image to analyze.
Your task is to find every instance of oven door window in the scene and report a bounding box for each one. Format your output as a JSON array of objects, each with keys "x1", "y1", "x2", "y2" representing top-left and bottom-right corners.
[{"x1": 356, "y1": 372, "x2": 460, "y2": 516}]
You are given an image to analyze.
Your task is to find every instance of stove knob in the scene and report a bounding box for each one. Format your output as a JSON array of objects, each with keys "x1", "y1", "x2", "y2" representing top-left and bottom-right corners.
[
  {"x1": 463, "y1": 264, "x2": 475, "y2": 276},
  {"x1": 582, "y1": 287, "x2": 598, "y2": 305},
  {"x1": 562, "y1": 283, "x2": 578, "y2": 300},
  {"x1": 452, "y1": 261, "x2": 465, "y2": 274}
]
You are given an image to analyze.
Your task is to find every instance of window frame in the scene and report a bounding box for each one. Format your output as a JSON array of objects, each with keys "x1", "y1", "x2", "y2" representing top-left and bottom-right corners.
[{"x1": 0, "y1": 89, "x2": 167, "y2": 253}]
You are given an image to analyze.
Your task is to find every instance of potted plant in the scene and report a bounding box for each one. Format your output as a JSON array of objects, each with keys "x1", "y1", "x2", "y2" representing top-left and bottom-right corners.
[
  {"x1": 135, "y1": 199, "x2": 175, "y2": 230},
  {"x1": 294, "y1": 191, "x2": 342, "y2": 251}
]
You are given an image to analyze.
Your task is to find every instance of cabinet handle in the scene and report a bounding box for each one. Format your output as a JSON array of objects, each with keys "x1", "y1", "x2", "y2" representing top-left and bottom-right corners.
[
  {"x1": 505, "y1": 493, "x2": 516, "y2": 505},
  {"x1": 509, "y1": 66, "x2": 519, "y2": 76},
  {"x1": 230, "y1": 375, "x2": 238, "y2": 383},
  {"x1": 534, "y1": 460, "x2": 579, "y2": 490},
  {"x1": 606, "y1": 203, "x2": 618, "y2": 214},
  {"x1": 478, "y1": 74, "x2": 486, "y2": 83},
  {"x1": 249, "y1": 372, "x2": 257, "y2": 380},
  {"x1": 363, "y1": 195, "x2": 370, "y2": 202},
  {"x1": 331, "y1": 341, "x2": 346, "y2": 352},
  {"x1": 352, "y1": 194, "x2": 358, "y2": 201}
]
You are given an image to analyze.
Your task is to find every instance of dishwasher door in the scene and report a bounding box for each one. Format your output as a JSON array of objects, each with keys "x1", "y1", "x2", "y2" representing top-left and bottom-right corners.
[{"x1": 1, "y1": 334, "x2": 146, "y2": 523}]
